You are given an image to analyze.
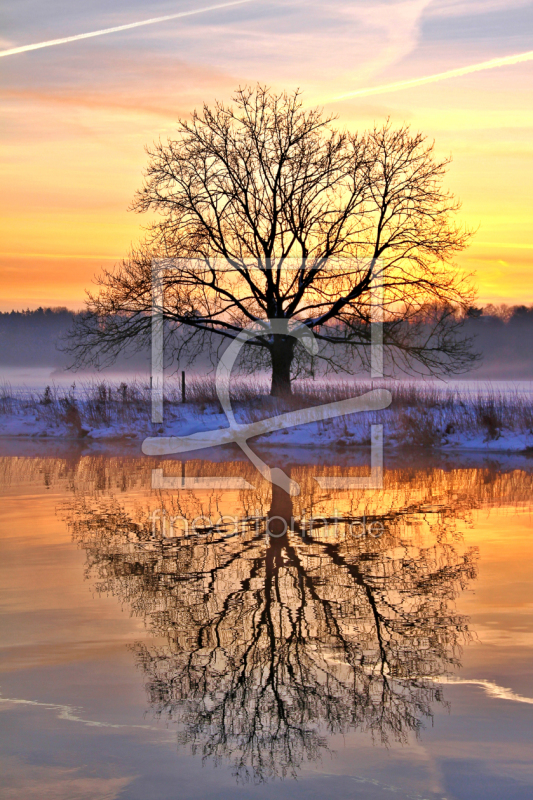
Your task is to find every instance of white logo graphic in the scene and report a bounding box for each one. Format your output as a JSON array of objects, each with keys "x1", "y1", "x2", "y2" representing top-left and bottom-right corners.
[{"x1": 143, "y1": 260, "x2": 390, "y2": 493}]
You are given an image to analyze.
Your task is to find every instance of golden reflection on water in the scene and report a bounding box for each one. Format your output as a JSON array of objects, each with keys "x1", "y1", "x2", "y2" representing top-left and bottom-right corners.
[{"x1": 3, "y1": 454, "x2": 533, "y2": 783}]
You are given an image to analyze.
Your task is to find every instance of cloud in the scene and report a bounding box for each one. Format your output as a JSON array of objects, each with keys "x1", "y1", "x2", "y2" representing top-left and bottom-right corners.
[
  {"x1": 7, "y1": 1, "x2": 525, "y2": 106},
  {"x1": 427, "y1": 0, "x2": 532, "y2": 18},
  {"x1": 0, "y1": 761, "x2": 133, "y2": 800},
  {"x1": 153, "y1": 1, "x2": 438, "y2": 91},
  {"x1": 1, "y1": 54, "x2": 236, "y2": 123},
  {"x1": 439, "y1": 676, "x2": 533, "y2": 705},
  {"x1": 0, "y1": 0, "x2": 254, "y2": 58},
  {"x1": 0, "y1": 694, "x2": 163, "y2": 729},
  {"x1": 324, "y1": 48, "x2": 533, "y2": 101},
  {"x1": 325, "y1": 0, "x2": 435, "y2": 82}
]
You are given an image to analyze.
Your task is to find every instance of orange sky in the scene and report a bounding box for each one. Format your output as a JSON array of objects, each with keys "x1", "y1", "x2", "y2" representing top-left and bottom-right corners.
[{"x1": 1, "y1": 1, "x2": 532, "y2": 310}]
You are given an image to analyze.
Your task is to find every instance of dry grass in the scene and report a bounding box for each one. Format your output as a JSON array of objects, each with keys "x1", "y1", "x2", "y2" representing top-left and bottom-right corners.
[
  {"x1": 0, "y1": 377, "x2": 532, "y2": 445},
  {"x1": 0, "y1": 380, "x2": 155, "y2": 433}
]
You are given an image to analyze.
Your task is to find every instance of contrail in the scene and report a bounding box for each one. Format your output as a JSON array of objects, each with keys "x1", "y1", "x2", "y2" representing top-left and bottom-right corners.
[
  {"x1": 0, "y1": 0, "x2": 253, "y2": 58},
  {"x1": 328, "y1": 49, "x2": 533, "y2": 102}
]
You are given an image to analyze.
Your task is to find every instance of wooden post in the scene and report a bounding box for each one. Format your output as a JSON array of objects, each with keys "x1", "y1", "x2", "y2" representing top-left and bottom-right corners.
[{"x1": 181, "y1": 370, "x2": 186, "y2": 403}]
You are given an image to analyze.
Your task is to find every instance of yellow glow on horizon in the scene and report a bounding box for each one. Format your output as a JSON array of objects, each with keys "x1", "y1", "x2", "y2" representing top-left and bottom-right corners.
[{"x1": 1, "y1": 48, "x2": 531, "y2": 310}]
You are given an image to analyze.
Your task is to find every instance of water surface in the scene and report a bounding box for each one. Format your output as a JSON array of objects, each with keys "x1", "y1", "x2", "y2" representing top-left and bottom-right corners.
[{"x1": 1, "y1": 450, "x2": 532, "y2": 799}]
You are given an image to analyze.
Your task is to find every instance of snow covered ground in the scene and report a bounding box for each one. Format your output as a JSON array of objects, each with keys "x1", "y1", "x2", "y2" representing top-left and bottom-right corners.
[{"x1": 1, "y1": 378, "x2": 533, "y2": 454}]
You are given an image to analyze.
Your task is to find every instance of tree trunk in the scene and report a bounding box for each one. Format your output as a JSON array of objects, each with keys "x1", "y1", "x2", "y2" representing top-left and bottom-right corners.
[
  {"x1": 268, "y1": 480, "x2": 294, "y2": 532},
  {"x1": 270, "y1": 336, "x2": 294, "y2": 396}
]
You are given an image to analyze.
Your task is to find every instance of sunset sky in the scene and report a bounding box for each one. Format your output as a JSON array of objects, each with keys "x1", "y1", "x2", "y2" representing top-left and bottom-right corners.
[{"x1": 1, "y1": 0, "x2": 532, "y2": 311}]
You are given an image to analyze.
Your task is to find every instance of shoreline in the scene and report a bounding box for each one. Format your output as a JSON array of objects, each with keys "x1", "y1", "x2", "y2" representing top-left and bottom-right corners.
[
  {"x1": 1, "y1": 432, "x2": 533, "y2": 472},
  {"x1": 2, "y1": 377, "x2": 533, "y2": 457}
]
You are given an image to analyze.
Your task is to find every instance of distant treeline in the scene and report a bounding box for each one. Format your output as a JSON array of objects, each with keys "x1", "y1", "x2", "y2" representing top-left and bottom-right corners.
[
  {"x1": 1, "y1": 305, "x2": 533, "y2": 378},
  {"x1": 462, "y1": 304, "x2": 533, "y2": 378},
  {"x1": 0, "y1": 307, "x2": 149, "y2": 370}
]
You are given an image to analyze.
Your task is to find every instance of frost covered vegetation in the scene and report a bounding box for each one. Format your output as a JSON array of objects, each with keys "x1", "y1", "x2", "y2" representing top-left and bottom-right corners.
[{"x1": 1, "y1": 377, "x2": 532, "y2": 451}]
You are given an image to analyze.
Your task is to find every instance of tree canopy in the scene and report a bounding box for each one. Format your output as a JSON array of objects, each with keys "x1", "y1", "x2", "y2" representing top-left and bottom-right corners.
[{"x1": 67, "y1": 86, "x2": 477, "y2": 393}]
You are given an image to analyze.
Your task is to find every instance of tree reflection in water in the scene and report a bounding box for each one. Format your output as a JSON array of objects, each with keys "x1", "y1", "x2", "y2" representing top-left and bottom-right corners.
[{"x1": 63, "y1": 463, "x2": 480, "y2": 783}]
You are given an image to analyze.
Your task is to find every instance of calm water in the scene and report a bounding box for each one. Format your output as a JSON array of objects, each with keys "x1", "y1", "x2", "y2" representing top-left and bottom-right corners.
[{"x1": 1, "y1": 448, "x2": 533, "y2": 799}]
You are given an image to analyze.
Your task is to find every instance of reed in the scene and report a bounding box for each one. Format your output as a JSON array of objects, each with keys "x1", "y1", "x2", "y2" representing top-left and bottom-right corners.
[{"x1": 0, "y1": 376, "x2": 531, "y2": 446}]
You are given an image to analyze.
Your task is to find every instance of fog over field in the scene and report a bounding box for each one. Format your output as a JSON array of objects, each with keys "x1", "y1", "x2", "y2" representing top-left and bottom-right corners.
[{"x1": 2, "y1": 305, "x2": 533, "y2": 384}]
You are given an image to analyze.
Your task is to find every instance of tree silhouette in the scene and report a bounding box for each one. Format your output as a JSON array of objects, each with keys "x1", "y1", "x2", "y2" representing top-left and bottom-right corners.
[
  {"x1": 64, "y1": 470, "x2": 478, "y2": 782},
  {"x1": 66, "y1": 86, "x2": 476, "y2": 394}
]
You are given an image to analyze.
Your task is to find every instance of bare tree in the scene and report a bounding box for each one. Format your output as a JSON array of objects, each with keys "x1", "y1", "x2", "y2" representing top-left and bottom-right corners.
[{"x1": 66, "y1": 85, "x2": 477, "y2": 395}]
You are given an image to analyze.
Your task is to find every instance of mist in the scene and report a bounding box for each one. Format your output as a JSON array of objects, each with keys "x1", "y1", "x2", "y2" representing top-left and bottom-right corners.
[{"x1": 1, "y1": 304, "x2": 533, "y2": 382}]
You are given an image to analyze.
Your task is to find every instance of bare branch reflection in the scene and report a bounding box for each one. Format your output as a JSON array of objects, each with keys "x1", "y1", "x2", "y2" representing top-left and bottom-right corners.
[{"x1": 61, "y1": 461, "x2": 482, "y2": 782}]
